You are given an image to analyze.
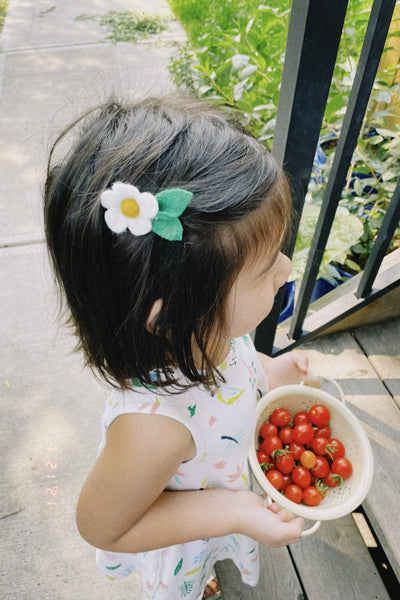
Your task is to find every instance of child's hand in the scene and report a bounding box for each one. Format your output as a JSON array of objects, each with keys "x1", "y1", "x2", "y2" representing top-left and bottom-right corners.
[
  {"x1": 258, "y1": 351, "x2": 320, "y2": 390},
  {"x1": 237, "y1": 492, "x2": 304, "y2": 547}
]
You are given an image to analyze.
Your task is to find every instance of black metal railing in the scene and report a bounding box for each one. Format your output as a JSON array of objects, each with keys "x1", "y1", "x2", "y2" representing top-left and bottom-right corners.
[{"x1": 255, "y1": 0, "x2": 400, "y2": 355}]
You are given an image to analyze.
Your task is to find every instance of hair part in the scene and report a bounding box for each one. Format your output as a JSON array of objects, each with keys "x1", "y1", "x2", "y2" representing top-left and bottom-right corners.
[{"x1": 44, "y1": 94, "x2": 292, "y2": 390}]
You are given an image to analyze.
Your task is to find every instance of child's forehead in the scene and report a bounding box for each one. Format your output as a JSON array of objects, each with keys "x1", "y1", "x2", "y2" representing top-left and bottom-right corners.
[
  {"x1": 239, "y1": 239, "x2": 282, "y2": 281},
  {"x1": 252, "y1": 224, "x2": 286, "y2": 261}
]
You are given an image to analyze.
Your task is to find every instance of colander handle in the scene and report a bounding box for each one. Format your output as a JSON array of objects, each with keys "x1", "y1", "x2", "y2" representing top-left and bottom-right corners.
[
  {"x1": 264, "y1": 494, "x2": 321, "y2": 537},
  {"x1": 322, "y1": 376, "x2": 345, "y2": 405},
  {"x1": 300, "y1": 520, "x2": 321, "y2": 536},
  {"x1": 300, "y1": 376, "x2": 345, "y2": 405}
]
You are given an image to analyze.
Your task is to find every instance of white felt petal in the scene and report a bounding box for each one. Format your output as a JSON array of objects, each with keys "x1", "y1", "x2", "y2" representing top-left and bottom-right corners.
[
  {"x1": 138, "y1": 192, "x2": 159, "y2": 218},
  {"x1": 112, "y1": 182, "x2": 139, "y2": 199},
  {"x1": 100, "y1": 190, "x2": 117, "y2": 209},
  {"x1": 104, "y1": 209, "x2": 128, "y2": 233},
  {"x1": 128, "y1": 218, "x2": 152, "y2": 236}
]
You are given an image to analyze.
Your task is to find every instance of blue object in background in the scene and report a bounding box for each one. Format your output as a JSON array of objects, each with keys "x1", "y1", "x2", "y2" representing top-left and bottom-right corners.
[
  {"x1": 311, "y1": 144, "x2": 327, "y2": 184},
  {"x1": 278, "y1": 280, "x2": 296, "y2": 323},
  {"x1": 279, "y1": 137, "x2": 357, "y2": 323},
  {"x1": 348, "y1": 171, "x2": 379, "y2": 196},
  {"x1": 279, "y1": 267, "x2": 352, "y2": 322}
]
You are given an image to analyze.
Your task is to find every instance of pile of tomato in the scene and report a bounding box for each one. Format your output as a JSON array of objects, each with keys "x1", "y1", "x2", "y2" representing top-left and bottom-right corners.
[{"x1": 256, "y1": 404, "x2": 353, "y2": 506}]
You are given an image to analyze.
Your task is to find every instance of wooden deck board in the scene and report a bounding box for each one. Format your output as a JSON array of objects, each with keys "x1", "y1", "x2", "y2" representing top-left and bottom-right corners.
[
  {"x1": 353, "y1": 318, "x2": 400, "y2": 409},
  {"x1": 214, "y1": 545, "x2": 303, "y2": 600},
  {"x1": 215, "y1": 513, "x2": 391, "y2": 600},
  {"x1": 289, "y1": 513, "x2": 392, "y2": 600},
  {"x1": 296, "y1": 326, "x2": 400, "y2": 583}
]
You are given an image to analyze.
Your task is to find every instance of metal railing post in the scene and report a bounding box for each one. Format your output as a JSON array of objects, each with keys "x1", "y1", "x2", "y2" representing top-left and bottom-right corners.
[
  {"x1": 288, "y1": 0, "x2": 397, "y2": 341},
  {"x1": 255, "y1": 0, "x2": 348, "y2": 354},
  {"x1": 356, "y1": 177, "x2": 400, "y2": 299}
]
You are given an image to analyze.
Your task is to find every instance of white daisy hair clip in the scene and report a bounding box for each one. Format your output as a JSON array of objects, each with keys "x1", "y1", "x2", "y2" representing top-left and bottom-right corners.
[{"x1": 100, "y1": 182, "x2": 193, "y2": 242}]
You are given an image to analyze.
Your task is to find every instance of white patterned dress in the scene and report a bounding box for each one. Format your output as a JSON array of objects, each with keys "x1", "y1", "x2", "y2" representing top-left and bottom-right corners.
[{"x1": 96, "y1": 335, "x2": 268, "y2": 600}]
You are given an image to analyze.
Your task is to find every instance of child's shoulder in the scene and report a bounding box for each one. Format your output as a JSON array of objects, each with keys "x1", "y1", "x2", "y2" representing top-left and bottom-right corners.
[{"x1": 104, "y1": 375, "x2": 193, "y2": 419}]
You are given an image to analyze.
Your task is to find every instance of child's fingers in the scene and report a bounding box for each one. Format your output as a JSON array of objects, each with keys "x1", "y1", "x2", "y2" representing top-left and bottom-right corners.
[
  {"x1": 268, "y1": 501, "x2": 295, "y2": 522},
  {"x1": 271, "y1": 516, "x2": 305, "y2": 547},
  {"x1": 266, "y1": 500, "x2": 280, "y2": 513},
  {"x1": 303, "y1": 373, "x2": 321, "y2": 388},
  {"x1": 284, "y1": 517, "x2": 305, "y2": 543},
  {"x1": 278, "y1": 508, "x2": 296, "y2": 522},
  {"x1": 294, "y1": 353, "x2": 309, "y2": 373},
  {"x1": 293, "y1": 352, "x2": 321, "y2": 387},
  {"x1": 254, "y1": 497, "x2": 304, "y2": 546}
]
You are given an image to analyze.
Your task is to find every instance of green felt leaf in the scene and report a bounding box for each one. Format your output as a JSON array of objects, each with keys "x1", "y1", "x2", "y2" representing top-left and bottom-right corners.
[
  {"x1": 152, "y1": 213, "x2": 184, "y2": 241},
  {"x1": 155, "y1": 188, "x2": 192, "y2": 217}
]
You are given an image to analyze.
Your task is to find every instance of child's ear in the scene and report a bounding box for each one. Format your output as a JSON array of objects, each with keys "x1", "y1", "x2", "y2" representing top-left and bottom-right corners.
[{"x1": 146, "y1": 298, "x2": 163, "y2": 333}]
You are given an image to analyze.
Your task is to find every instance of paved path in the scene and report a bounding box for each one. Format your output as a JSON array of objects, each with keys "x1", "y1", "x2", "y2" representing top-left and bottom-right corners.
[{"x1": 0, "y1": 2, "x2": 183, "y2": 598}]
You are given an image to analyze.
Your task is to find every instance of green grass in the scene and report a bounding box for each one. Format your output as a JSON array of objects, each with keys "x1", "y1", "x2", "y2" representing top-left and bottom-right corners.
[
  {"x1": 0, "y1": 0, "x2": 9, "y2": 33},
  {"x1": 168, "y1": 0, "x2": 261, "y2": 42},
  {"x1": 76, "y1": 10, "x2": 169, "y2": 44}
]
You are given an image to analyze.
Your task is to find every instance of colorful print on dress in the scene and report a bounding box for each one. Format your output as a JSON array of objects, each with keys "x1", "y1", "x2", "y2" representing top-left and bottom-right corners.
[{"x1": 213, "y1": 386, "x2": 246, "y2": 405}]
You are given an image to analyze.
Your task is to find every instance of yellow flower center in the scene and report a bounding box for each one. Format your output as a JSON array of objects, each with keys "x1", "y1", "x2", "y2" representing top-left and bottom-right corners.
[{"x1": 121, "y1": 198, "x2": 140, "y2": 218}]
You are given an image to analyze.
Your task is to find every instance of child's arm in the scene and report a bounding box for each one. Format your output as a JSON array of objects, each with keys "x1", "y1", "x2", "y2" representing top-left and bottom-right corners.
[
  {"x1": 76, "y1": 413, "x2": 303, "y2": 553},
  {"x1": 257, "y1": 351, "x2": 320, "y2": 390}
]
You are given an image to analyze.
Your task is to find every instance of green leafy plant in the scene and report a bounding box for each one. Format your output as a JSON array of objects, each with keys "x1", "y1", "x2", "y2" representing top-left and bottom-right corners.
[
  {"x1": 169, "y1": 0, "x2": 400, "y2": 279},
  {"x1": 319, "y1": 1, "x2": 400, "y2": 269},
  {"x1": 0, "y1": 0, "x2": 9, "y2": 32},
  {"x1": 290, "y1": 197, "x2": 364, "y2": 282},
  {"x1": 168, "y1": 1, "x2": 289, "y2": 144},
  {"x1": 76, "y1": 10, "x2": 169, "y2": 43}
]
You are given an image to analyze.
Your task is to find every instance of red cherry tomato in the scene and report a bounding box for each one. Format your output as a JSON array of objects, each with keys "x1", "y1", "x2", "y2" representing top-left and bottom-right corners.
[
  {"x1": 260, "y1": 435, "x2": 283, "y2": 456},
  {"x1": 266, "y1": 469, "x2": 284, "y2": 490},
  {"x1": 288, "y1": 441, "x2": 305, "y2": 461},
  {"x1": 256, "y1": 451, "x2": 270, "y2": 466},
  {"x1": 300, "y1": 450, "x2": 317, "y2": 469},
  {"x1": 292, "y1": 466, "x2": 312, "y2": 489},
  {"x1": 324, "y1": 472, "x2": 343, "y2": 487},
  {"x1": 326, "y1": 438, "x2": 346, "y2": 460},
  {"x1": 279, "y1": 426, "x2": 294, "y2": 445},
  {"x1": 311, "y1": 455, "x2": 330, "y2": 479},
  {"x1": 331, "y1": 457, "x2": 353, "y2": 479},
  {"x1": 311, "y1": 436, "x2": 329, "y2": 456},
  {"x1": 281, "y1": 473, "x2": 293, "y2": 490},
  {"x1": 308, "y1": 404, "x2": 331, "y2": 427},
  {"x1": 273, "y1": 450, "x2": 295, "y2": 475},
  {"x1": 315, "y1": 479, "x2": 328, "y2": 498},
  {"x1": 260, "y1": 422, "x2": 278, "y2": 438},
  {"x1": 315, "y1": 425, "x2": 331, "y2": 439},
  {"x1": 303, "y1": 486, "x2": 323, "y2": 506},
  {"x1": 258, "y1": 404, "x2": 353, "y2": 509},
  {"x1": 269, "y1": 408, "x2": 291, "y2": 428},
  {"x1": 293, "y1": 411, "x2": 310, "y2": 425},
  {"x1": 292, "y1": 422, "x2": 314, "y2": 445},
  {"x1": 285, "y1": 484, "x2": 303, "y2": 504}
]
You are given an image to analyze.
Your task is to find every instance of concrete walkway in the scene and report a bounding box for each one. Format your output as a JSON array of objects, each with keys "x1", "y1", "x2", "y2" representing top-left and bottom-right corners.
[{"x1": 0, "y1": 2, "x2": 184, "y2": 598}]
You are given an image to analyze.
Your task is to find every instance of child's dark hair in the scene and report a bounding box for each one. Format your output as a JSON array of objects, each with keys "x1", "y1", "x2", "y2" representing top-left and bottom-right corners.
[{"x1": 44, "y1": 94, "x2": 292, "y2": 390}]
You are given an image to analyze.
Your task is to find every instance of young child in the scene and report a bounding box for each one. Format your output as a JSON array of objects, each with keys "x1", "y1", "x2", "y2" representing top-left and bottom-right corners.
[{"x1": 44, "y1": 95, "x2": 317, "y2": 600}]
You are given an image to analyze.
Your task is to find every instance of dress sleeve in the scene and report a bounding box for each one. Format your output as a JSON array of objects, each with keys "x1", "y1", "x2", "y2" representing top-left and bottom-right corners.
[{"x1": 97, "y1": 385, "x2": 205, "y2": 459}]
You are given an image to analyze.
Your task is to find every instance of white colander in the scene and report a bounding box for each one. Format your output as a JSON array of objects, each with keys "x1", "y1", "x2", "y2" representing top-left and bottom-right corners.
[{"x1": 248, "y1": 383, "x2": 374, "y2": 533}]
